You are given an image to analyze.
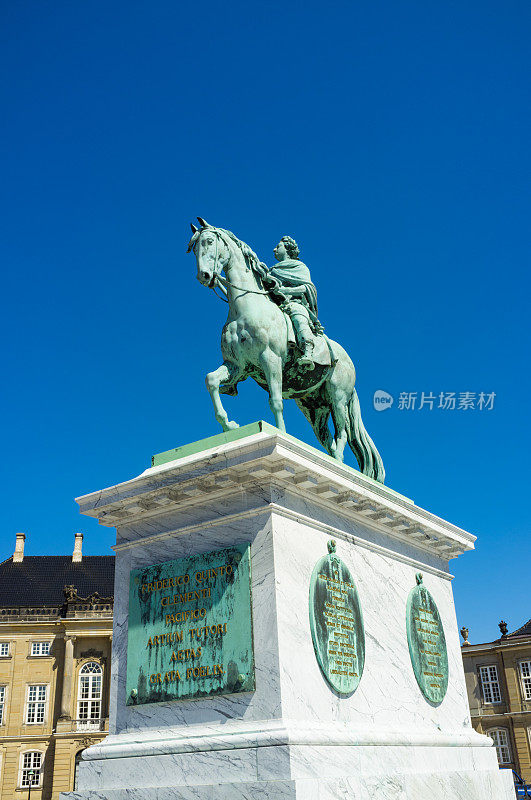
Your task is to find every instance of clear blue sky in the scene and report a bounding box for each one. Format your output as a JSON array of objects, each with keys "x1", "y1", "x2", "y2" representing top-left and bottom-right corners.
[{"x1": 1, "y1": 0, "x2": 529, "y2": 644}]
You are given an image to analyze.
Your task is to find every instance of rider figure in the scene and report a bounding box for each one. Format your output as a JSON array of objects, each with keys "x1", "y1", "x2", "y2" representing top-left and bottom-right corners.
[{"x1": 262, "y1": 236, "x2": 322, "y2": 369}]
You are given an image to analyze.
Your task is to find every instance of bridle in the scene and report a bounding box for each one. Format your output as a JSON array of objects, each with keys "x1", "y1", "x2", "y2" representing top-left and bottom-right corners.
[
  {"x1": 194, "y1": 228, "x2": 270, "y2": 303},
  {"x1": 197, "y1": 229, "x2": 229, "y2": 302}
]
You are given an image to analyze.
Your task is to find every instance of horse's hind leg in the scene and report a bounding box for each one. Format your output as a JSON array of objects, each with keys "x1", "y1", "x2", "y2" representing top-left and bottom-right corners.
[
  {"x1": 330, "y1": 394, "x2": 349, "y2": 462},
  {"x1": 295, "y1": 399, "x2": 334, "y2": 456},
  {"x1": 259, "y1": 350, "x2": 285, "y2": 432},
  {"x1": 205, "y1": 362, "x2": 240, "y2": 431},
  {"x1": 327, "y1": 356, "x2": 355, "y2": 462}
]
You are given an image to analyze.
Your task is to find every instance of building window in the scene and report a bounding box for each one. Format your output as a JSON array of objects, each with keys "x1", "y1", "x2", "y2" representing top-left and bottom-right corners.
[
  {"x1": 19, "y1": 751, "x2": 43, "y2": 787},
  {"x1": 0, "y1": 686, "x2": 5, "y2": 725},
  {"x1": 30, "y1": 641, "x2": 51, "y2": 657},
  {"x1": 0, "y1": 643, "x2": 9, "y2": 657},
  {"x1": 77, "y1": 662, "x2": 102, "y2": 729},
  {"x1": 26, "y1": 685, "x2": 47, "y2": 724},
  {"x1": 487, "y1": 728, "x2": 512, "y2": 765},
  {"x1": 479, "y1": 665, "x2": 502, "y2": 703},
  {"x1": 520, "y1": 661, "x2": 531, "y2": 701}
]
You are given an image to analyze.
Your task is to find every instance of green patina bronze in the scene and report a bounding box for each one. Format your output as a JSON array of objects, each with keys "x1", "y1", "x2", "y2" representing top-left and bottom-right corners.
[
  {"x1": 308, "y1": 540, "x2": 365, "y2": 696},
  {"x1": 187, "y1": 218, "x2": 385, "y2": 483},
  {"x1": 126, "y1": 544, "x2": 255, "y2": 705},
  {"x1": 150, "y1": 422, "x2": 412, "y2": 505},
  {"x1": 406, "y1": 572, "x2": 449, "y2": 705},
  {"x1": 152, "y1": 421, "x2": 268, "y2": 467}
]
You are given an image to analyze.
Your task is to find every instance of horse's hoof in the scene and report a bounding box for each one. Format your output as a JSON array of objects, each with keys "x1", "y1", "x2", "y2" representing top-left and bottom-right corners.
[{"x1": 226, "y1": 421, "x2": 239, "y2": 430}]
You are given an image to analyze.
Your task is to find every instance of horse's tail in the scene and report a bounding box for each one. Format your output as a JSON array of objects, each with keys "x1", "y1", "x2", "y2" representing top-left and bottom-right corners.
[{"x1": 347, "y1": 389, "x2": 386, "y2": 484}]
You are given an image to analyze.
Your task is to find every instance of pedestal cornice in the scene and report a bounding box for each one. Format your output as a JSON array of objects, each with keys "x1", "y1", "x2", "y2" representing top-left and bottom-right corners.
[{"x1": 76, "y1": 424, "x2": 474, "y2": 560}]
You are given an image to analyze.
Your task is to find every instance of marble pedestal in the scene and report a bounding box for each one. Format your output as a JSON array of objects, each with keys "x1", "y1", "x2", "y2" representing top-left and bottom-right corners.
[{"x1": 62, "y1": 422, "x2": 514, "y2": 800}]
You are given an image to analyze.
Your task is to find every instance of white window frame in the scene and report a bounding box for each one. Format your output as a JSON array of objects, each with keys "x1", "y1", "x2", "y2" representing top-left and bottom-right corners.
[
  {"x1": 19, "y1": 750, "x2": 44, "y2": 788},
  {"x1": 487, "y1": 727, "x2": 512, "y2": 765},
  {"x1": 0, "y1": 642, "x2": 9, "y2": 658},
  {"x1": 479, "y1": 664, "x2": 502, "y2": 704},
  {"x1": 30, "y1": 641, "x2": 51, "y2": 657},
  {"x1": 519, "y1": 660, "x2": 531, "y2": 701},
  {"x1": 76, "y1": 661, "x2": 103, "y2": 730},
  {"x1": 0, "y1": 686, "x2": 6, "y2": 725},
  {"x1": 25, "y1": 684, "x2": 48, "y2": 724}
]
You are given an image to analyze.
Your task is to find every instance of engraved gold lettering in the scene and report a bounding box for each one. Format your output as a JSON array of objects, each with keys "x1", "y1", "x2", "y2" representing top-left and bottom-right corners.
[
  {"x1": 162, "y1": 670, "x2": 181, "y2": 683},
  {"x1": 189, "y1": 621, "x2": 228, "y2": 640},
  {"x1": 185, "y1": 664, "x2": 225, "y2": 680}
]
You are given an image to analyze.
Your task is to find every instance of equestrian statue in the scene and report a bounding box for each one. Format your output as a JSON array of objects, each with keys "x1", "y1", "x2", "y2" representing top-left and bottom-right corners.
[{"x1": 188, "y1": 218, "x2": 385, "y2": 483}]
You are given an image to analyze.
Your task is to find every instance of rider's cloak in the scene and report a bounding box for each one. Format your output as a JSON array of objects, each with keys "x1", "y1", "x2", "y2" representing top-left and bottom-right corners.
[{"x1": 268, "y1": 258, "x2": 318, "y2": 315}]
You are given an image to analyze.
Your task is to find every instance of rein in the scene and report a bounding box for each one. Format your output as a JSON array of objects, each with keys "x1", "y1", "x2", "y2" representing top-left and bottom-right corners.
[{"x1": 216, "y1": 273, "x2": 269, "y2": 296}]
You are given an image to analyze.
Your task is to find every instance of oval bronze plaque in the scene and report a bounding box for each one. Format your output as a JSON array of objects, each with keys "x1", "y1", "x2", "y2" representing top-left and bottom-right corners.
[
  {"x1": 309, "y1": 540, "x2": 365, "y2": 696},
  {"x1": 406, "y1": 572, "x2": 448, "y2": 705}
]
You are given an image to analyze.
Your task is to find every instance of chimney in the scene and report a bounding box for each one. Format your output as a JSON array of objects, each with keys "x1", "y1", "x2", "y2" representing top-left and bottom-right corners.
[
  {"x1": 13, "y1": 532, "x2": 26, "y2": 562},
  {"x1": 72, "y1": 532, "x2": 83, "y2": 563}
]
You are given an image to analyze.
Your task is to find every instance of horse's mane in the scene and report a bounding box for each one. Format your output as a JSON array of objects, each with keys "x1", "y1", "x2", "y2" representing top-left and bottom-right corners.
[
  {"x1": 215, "y1": 227, "x2": 261, "y2": 271},
  {"x1": 187, "y1": 224, "x2": 268, "y2": 283}
]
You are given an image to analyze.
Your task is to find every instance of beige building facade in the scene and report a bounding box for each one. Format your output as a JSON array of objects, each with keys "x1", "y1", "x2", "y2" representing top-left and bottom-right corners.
[
  {"x1": 0, "y1": 533, "x2": 114, "y2": 799},
  {"x1": 461, "y1": 617, "x2": 531, "y2": 785}
]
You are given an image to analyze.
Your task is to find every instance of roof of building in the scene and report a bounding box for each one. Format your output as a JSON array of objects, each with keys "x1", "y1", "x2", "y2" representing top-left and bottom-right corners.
[
  {"x1": 0, "y1": 556, "x2": 115, "y2": 606},
  {"x1": 461, "y1": 617, "x2": 531, "y2": 651},
  {"x1": 507, "y1": 618, "x2": 531, "y2": 639}
]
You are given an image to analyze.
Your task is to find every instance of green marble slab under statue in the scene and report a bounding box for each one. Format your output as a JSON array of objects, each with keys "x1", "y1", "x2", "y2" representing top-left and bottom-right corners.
[{"x1": 188, "y1": 218, "x2": 385, "y2": 483}]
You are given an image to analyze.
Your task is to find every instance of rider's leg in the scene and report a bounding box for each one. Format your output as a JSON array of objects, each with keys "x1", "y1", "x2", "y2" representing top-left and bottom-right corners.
[
  {"x1": 290, "y1": 308, "x2": 315, "y2": 367},
  {"x1": 205, "y1": 363, "x2": 239, "y2": 431},
  {"x1": 259, "y1": 349, "x2": 285, "y2": 432}
]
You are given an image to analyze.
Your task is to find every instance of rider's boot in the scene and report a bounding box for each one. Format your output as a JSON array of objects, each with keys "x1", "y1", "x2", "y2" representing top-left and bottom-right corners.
[
  {"x1": 299, "y1": 336, "x2": 315, "y2": 369},
  {"x1": 291, "y1": 307, "x2": 316, "y2": 369}
]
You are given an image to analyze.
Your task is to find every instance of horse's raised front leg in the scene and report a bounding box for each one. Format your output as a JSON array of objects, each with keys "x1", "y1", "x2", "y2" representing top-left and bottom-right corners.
[
  {"x1": 205, "y1": 363, "x2": 239, "y2": 432},
  {"x1": 259, "y1": 350, "x2": 286, "y2": 432}
]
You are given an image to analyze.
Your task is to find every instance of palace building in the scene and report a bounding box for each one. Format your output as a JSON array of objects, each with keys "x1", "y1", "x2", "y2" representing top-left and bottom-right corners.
[
  {"x1": 0, "y1": 532, "x2": 114, "y2": 799},
  {"x1": 461, "y1": 617, "x2": 531, "y2": 784}
]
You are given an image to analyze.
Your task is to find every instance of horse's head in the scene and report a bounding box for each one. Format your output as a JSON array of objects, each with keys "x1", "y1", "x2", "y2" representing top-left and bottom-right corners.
[{"x1": 187, "y1": 218, "x2": 231, "y2": 288}]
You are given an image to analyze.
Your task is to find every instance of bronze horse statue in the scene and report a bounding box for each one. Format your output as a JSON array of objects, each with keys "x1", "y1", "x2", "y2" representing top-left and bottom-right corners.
[{"x1": 188, "y1": 218, "x2": 385, "y2": 483}]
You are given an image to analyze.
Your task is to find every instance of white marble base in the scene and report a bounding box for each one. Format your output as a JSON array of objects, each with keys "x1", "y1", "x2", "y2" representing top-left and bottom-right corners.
[
  {"x1": 63, "y1": 725, "x2": 514, "y2": 799},
  {"x1": 62, "y1": 426, "x2": 513, "y2": 800},
  {"x1": 64, "y1": 775, "x2": 516, "y2": 800},
  {"x1": 63, "y1": 744, "x2": 515, "y2": 799}
]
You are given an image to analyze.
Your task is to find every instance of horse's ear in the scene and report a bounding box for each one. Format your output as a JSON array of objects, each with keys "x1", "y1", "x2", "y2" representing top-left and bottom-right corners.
[
  {"x1": 197, "y1": 217, "x2": 210, "y2": 228},
  {"x1": 190, "y1": 223, "x2": 198, "y2": 233}
]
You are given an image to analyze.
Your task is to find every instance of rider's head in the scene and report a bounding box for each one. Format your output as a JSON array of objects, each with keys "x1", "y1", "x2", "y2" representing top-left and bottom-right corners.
[{"x1": 274, "y1": 236, "x2": 300, "y2": 262}]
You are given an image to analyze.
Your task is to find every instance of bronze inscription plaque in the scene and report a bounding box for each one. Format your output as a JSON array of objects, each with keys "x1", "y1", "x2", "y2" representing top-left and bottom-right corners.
[
  {"x1": 406, "y1": 572, "x2": 448, "y2": 705},
  {"x1": 308, "y1": 540, "x2": 365, "y2": 696}
]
